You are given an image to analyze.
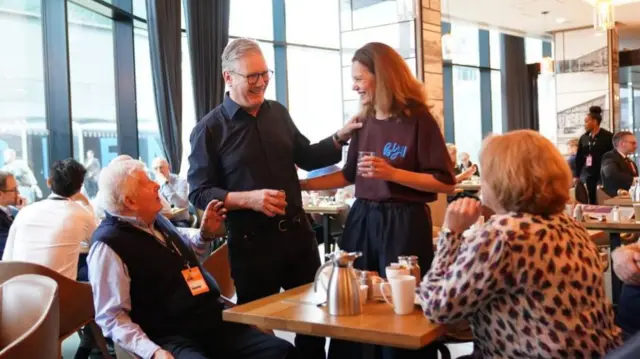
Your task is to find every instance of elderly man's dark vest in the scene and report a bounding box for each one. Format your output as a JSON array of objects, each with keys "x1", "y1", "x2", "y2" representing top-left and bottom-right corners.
[{"x1": 94, "y1": 213, "x2": 223, "y2": 339}]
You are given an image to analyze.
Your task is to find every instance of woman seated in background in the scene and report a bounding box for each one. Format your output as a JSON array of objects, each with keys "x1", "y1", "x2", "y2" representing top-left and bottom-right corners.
[{"x1": 420, "y1": 130, "x2": 622, "y2": 358}]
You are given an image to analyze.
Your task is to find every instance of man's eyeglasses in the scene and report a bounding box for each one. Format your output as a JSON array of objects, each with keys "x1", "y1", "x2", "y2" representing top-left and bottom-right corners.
[
  {"x1": 231, "y1": 70, "x2": 274, "y2": 85},
  {"x1": 1, "y1": 188, "x2": 18, "y2": 193}
]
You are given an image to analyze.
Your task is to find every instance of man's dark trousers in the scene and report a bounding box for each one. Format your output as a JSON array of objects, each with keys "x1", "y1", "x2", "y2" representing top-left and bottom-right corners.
[{"x1": 228, "y1": 217, "x2": 326, "y2": 359}]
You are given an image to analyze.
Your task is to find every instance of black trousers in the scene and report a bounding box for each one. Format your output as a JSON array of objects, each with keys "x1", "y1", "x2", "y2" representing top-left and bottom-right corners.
[
  {"x1": 156, "y1": 322, "x2": 296, "y2": 359},
  {"x1": 616, "y1": 285, "x2": 640, "y2": 341},
  {"x1": 328, "y1": 200, "x2": 437, "y2": 359},
  {"x1": 584, "y1": 176, "x2": 599, "y2": 205},
  {"x1": 227, "y1": 219, "x2": 326, "y2": 359}
]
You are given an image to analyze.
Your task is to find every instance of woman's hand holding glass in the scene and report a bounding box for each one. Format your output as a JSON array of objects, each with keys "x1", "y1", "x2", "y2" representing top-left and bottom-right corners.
[{"x1": 357, "y1": 154, "x2": 396, "y2": 181}]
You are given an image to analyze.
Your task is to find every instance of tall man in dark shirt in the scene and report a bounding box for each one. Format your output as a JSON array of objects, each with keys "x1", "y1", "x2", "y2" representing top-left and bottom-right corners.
[
  {"x1": 188, "y1": 38, "x2": 361, "y2": 359},
  {"x1": 601, "y1": 131, "x2": 638, "y2": 197},
  {"x1": 574, "y1": 106, "x2": 613, "y2": 204}
]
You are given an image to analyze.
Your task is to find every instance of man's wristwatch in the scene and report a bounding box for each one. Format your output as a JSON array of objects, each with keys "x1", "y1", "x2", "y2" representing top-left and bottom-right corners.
[{"x1": 333, "y1": 132, "x2": 349, "y2": 146}]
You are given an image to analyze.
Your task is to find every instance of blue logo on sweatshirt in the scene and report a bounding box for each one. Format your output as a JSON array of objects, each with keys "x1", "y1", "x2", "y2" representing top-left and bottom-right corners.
[{"x1": 383, "y1": 142, "x2": 408, "y2": 160}]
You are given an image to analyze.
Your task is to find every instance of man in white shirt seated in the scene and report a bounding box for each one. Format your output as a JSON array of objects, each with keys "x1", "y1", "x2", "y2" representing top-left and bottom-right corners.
[
  {"x1": 88, "y1": 159, "x2": 296, "y2": 359},
  {"x1": 152, "y1": 157, "x2": 191, "y2": 226},
  {"x1": 1, "y1": 158, "x2": 98, "y2": 281}
]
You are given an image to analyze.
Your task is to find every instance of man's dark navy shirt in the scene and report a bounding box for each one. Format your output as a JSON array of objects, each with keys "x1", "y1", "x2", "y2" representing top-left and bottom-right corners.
[{"x1": 187, "y1": 94, "x2": 342, "y2": 227}]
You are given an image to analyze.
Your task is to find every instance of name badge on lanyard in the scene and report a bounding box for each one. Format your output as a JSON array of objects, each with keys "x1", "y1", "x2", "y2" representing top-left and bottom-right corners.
[
  {"x1": 181, "y1": 266, "x2": 210, "y2": 296},
  {"x1": 586, "y1": 155, "x2": 593, "y2": 167}
]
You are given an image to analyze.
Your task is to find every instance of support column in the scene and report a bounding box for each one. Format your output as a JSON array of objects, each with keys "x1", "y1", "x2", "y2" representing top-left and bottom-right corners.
[
  {"x1": 608, "y1": 28, "x2": 620, "y2": 131},
  {"x1": 418, "y1": 0, "x2": 443, "y2": 130}
]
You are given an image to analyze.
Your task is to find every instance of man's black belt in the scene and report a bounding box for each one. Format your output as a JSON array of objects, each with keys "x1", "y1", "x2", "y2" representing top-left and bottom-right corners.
[{"x1": 227, "y1": 211, "x2": 307, "y2": 234}]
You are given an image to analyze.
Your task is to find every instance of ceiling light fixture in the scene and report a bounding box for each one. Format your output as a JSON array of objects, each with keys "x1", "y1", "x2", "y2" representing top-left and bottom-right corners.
[
  {"x1": 556, "y1": 17, "x2": 567, "y2": 24},
  {"x1": 593, "y1": 0, "x2": 615, "y2": 31}
]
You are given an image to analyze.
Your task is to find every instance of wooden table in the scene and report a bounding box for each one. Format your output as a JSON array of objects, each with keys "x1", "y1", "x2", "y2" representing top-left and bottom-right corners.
[
  {"x1": 162, "y1": 207, "x2": 188, "y2": 220},
  {"x1": 304, "y1": 204, "x2": 348, "y2": 256},
  {"x1": 582, "y1": 221, "x2": 640, "y2": 304},
  {"x1": 604, "y1": 197, "x2": 633, "y2": 207},
  {"x1": 456, "y1": 183, "x2": 480, "y2": 192},
  {"x1": 223, "y1": 284, "x2": 445, "y2": 349}
]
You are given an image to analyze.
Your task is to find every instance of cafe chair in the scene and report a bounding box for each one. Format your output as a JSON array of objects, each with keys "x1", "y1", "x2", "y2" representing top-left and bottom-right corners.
[
  {"x1": 571, "y1": 180, "x2": 589, "y2": 204},
  {"x1": 0, "y1": 261, "x2": 111, "y2": 358},
  {"x1": 0, "y1": 274, "x2": 60, "y2": 359},
  {"x1": 203, "y1": 242, "x2": 236, "y2": 300},
  {"x1": 596, "y1": 186, "x2": 611, "y2": 205}
]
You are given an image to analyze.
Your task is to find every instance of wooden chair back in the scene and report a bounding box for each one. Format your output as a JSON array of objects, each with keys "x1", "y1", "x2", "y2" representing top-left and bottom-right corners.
[
  {"x1": 0, "y1": 261, "x2": 95, "y2": 340},
  {"x1": 202, "y1": 243, "x2": 235, "y2": 300},
  {"x1": 0, "y1": 274, "x2": 60, "y2": 359}
]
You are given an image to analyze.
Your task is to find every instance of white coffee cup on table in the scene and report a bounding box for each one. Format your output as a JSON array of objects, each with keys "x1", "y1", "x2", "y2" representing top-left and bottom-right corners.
[
  {"x1": 386, "y1": 265, "x2": 410, "y2": 279},
  {"x1": 380, "y1": 275, "x2": 416, "y2": 315}
]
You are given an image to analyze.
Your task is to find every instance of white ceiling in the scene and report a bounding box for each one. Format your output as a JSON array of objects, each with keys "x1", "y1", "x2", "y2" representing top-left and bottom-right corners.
[{"x1": 442, "y1": 0, "x2": 640, "y2": 38}]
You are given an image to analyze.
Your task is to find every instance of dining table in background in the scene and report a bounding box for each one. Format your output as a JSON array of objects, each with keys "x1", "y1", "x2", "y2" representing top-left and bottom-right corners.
[
  {"x1": 304, "y1": 203, "x2": 348, "y2": 256},
  {"x1": 603, "y1": 197, "x2": 633, "y2": 207},
  {"x1": 455, "y1": 182, "x2": 481, "y2": 192}
]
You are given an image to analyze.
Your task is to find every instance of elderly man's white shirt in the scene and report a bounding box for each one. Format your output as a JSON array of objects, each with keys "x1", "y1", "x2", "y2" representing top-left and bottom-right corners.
[{"x1": 1, "y1": 194, "x2": 98, "y2": 279}]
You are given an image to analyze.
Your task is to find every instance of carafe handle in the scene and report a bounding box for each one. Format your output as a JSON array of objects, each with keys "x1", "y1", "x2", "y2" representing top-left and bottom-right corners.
[{"x1": 313, "y1": 260, "x2": 333, "y2": 292}]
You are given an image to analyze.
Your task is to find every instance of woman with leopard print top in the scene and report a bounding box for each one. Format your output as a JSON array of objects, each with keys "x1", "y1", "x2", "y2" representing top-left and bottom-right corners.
[{"x1": 419, "y1": 130, "x2": 622, "y2": 358}]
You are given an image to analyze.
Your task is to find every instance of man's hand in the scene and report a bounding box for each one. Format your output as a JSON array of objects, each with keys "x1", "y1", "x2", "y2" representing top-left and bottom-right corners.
[
  {"x1": 153, "y1": 349, "x2": 175, "y2": 359},
  {"x1": 336, "y1": 117, "x2": 363, "y2": 142},
  {"x1": 443, "y1": 197, "x2": 482, "y2": 234},
  {"x1": 248, "y1": 189, "x2": 287, "y2": 217},
  {"x1": 200, "y1": 200, "x2": 227, "y2": 240},
  {"x1": 457, "y1": 166, "x2": 476, "y2": 183},
  {"x1": 612, "y1": 245, "x2": 640, "y2": 285}
]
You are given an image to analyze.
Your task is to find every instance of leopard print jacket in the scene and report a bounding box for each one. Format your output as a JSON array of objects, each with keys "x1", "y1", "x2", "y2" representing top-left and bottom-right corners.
[{"x1": 419, "y1": 212, "x2": 622, "y2": 358}]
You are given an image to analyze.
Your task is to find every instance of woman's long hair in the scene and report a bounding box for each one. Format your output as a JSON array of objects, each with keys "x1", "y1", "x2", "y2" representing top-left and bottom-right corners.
[{"x1": 352, "y1": 42, "x2": 429, "y2": 119}]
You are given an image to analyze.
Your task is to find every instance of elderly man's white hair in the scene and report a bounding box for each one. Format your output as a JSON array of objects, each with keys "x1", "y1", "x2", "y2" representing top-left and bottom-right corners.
[
  {"x1": 98, "y1": 159, "x2": 147, "y2": 214},
  {"x1": 221, "y1": 38, "x2": 263, "y2": 73}
]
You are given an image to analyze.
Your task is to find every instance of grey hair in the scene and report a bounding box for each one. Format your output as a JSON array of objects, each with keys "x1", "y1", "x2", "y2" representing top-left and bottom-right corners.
[
  {"x1": 613, "y1": 131, "x2": 634, "y2": 148},
  {"x1": 97, "y1": 159, "x2": 147, "y2": 214},
  {"x1": 221, "y1": 38, "x2": 263, "y2": 73}
]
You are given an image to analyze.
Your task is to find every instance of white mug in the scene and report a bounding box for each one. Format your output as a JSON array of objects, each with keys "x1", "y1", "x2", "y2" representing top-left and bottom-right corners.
[{"x1": 380, "y1": 275, "x2": 416, "y2": 315}]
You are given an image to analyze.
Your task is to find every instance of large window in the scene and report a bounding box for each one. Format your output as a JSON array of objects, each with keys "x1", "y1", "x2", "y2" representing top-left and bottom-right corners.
[
  {"x1": 452, "y1": 66, "x2": 482, "y2": 163},
  {"x1": 134, "y1": 27, "x2": 163, "y2": 173},
  {"x1": 0, "y1": 0, "x2": 48, "y2": 203},
  {"x1": 230, "y1": 0, "x2": 274, "y2": 40},
  {"x1": 287, "y1": 47, "x2": 342, "y2": 143},
  {"x1": 448, "y1": 22, "x2": 480, "y2": 67},
  {"x1": 68, "y1": 3, "x2": 117, "y2": 199},
  {"x1": 285, "y1": 0, "x2": 340, "y2": 48}
]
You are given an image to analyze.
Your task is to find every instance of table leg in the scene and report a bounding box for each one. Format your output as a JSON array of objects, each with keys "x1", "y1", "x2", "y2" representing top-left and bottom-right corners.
[
  {"x1": 323, "y1": 215, "x2": 331, "y2": 256},
  {"x1": 610, "y1": 232, "x2": 622, "y2": 305}
]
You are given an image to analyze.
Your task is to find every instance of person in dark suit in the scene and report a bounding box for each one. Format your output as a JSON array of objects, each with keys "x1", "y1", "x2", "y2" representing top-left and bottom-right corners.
[
  {"x1": 0, "y1": 170, "x2": 20, "y2": 259},
  {"x1": 574, "y1": 106, "x2": 614, "y2": 204},
  {"x1": 601, "y1": 131, "x2": 638, "y2": 197}
]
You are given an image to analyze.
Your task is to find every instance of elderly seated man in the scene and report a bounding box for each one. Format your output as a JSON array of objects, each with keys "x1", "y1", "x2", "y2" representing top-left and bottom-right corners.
[{"x1": 88, "y1": 159, "x2": 296, "y2": 359}]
